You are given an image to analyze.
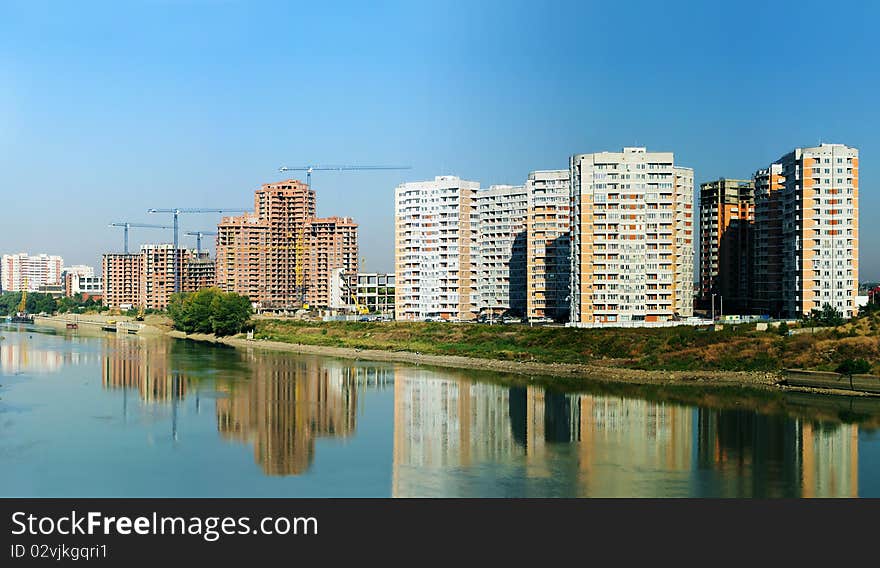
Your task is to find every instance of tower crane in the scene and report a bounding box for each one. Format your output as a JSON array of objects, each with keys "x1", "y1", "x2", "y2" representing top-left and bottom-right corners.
[
  {"x1": 147, "y1": 208, "x2": 250, "y2": 293},
  {"x1": 183, "y1": 230, "x2": 217, "y2": 254},
  {"x1": 109, "y1": 222, "x2": 174, "y2": 254},
  {"x1": 274, "y1": 165, "x2": 410, "y2": 309},
  {"x1": 277, "y1": 164, "x2": 411, "y2": 187},
  {"x1": 17, "y1": 277, "x2": 28, "y2": 314}
]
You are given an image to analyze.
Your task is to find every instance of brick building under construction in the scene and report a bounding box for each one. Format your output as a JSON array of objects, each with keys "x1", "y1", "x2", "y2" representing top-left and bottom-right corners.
[{"x1": 216, "y1": 179, "x2": 359, "y2": 311}]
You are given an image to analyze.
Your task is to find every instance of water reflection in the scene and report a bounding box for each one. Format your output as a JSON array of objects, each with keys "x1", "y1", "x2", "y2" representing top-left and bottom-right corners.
[
  {"x1": 44, "y1": 332, "x2": 867, "y2": 496},
  {"x1": 391, "y1": 371, "x2": 861, "y2": 497},
  {"x1": 217, "y1": 356, "x2": 358, "y2": 475}
]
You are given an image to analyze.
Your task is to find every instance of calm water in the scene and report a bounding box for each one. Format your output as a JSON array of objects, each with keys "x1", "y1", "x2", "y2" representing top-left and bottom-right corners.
[{"x1": 2, "y1": 324, "x2": 880, "y2": 497}]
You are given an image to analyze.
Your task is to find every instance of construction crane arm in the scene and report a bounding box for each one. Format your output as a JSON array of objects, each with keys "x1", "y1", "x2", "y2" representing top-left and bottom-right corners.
[
  {"x1": 147, "y1": 208, "x2": 250, "y2": 214},
  {"x1": 279, "y1": 165, "x2": 411, "y2": 172},
  {"x1": 109, "y1": 222, "x2": 174, "y2": 229}
]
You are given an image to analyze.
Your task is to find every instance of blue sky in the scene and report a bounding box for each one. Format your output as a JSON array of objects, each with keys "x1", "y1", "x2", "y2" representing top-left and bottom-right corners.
[{"x1": 1, "y1": 0, "x2": 877, "y2": 278}]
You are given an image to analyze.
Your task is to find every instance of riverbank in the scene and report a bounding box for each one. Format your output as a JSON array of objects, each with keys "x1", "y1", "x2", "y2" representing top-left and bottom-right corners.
[
  {"x1": 170, "y1": 330, "x2": 789, "y2": 390},
  {"x1": 32, "y1": 313, "x2": 169, "y2": 336},
  {"x1": 168, "y1": 316, "x2": 880, "y2": 397},
  {"x1": 251, "y1": 317, "x2": 880, "y2": 374}
]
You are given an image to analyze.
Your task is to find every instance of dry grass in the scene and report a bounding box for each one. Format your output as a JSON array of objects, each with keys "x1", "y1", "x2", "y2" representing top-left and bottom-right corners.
[{"x1": 251, "y1": 315, "x2": 880, "y2": 373}]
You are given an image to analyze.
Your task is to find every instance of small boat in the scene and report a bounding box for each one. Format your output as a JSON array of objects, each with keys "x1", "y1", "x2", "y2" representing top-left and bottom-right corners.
[
  {"x1": 11, "y1": 314, "x2": 34, "y2": 324},
  {"x1": 66, "y1": 322, "x2": 78, "y2": 329}
]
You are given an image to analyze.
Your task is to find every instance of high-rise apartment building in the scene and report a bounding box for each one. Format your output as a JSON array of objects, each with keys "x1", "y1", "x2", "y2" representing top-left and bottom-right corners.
[
  {"x1": 525, "y1": 169, "x2": 571, "y2": 322},
  {"x1": 102, "y1": 253, "x2": 143, "y2": 309},
  {"x1": 476, "y1": 184, "x2": 528, "y2": 316},
  {"x1": 182, "y1": 250, "x2": 216, "y2": 293},
  {"x1": 569, "y1": 147, "x2": 694, "y2": 325},
  {"x1": 255, "y1": 180, "x2": 316, "y2": 309},
  {"x1": 394, "y1": 176, "x2": 480, "y2": 321},
  {"x1": 698, "y1": 179, "x2": 754, "y2": 312},
  {"x1": 141, "y1": 244, "x2": 191, "y2": 310},
  {"x1": 103, "y1": 246, "x2": 215, "y2": 310},
  {"x1": 752, "y1": 143, "x2": 859, "y2": 318},
  {"x1": 215, "y1": 180, "x2": 358, "y2": 311},
  {"x1": 216, "y1": 213, "x2": 269, "y2": 302},
  {"x1": 305, "y1": 216, "x2": 359, "y2": 308},
  {"x1": 1, "y1": 253, "x2": 64, "y2": 292}
]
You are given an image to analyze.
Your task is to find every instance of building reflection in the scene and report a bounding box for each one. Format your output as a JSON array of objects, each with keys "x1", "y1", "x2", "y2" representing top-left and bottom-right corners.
[
  {"x1": 99, "y1": 338, "x2": 391, "y2": 476},
  {"x1": 215, "y1": 355, "x2": 362, "y2": 475},
  {"x1": 0, "y1": 335, "x2": 76, "y2": 374},
  {"x1": 101, "y1": 337, "x2": 187, "y2": 403},
  {"x1": 96, "y1": 336, "x2": 861, "y2": 494},
  {"x1": 697, "y1": 409, "x2": 858, "y2": 497},
  {"x1": 392, "y1": 372, "x2": 860, "y2": 497}
]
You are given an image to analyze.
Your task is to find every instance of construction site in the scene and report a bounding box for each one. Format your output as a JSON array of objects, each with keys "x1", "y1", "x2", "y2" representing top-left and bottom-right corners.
[{"x1": 102, "y1": 165, "x2": 406, "y2": 318}]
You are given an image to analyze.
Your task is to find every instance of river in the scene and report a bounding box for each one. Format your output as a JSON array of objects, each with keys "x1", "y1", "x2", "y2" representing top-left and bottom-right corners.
[{"x1": 2, "y1": 323, "x2": 879, "y2": 497}]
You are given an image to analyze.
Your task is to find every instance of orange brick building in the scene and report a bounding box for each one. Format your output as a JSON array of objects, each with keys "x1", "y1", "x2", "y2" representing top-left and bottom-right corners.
[{"x1": 215, "y1": 179, "x2": 358, "y2": 311}]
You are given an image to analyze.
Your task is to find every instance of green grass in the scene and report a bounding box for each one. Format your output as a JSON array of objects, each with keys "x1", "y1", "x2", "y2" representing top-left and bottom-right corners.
[{"x1": 248, "y1": 318, "x2": 880, "y2": 373}]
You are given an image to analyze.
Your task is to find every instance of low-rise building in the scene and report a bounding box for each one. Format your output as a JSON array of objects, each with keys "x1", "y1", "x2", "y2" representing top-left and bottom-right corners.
[
  {"x1": 64, "y1": 274, "x2": 103, "y2": 299},
  {"x1": 352, "y1": 272, "x2": 395, "y2": 315}
]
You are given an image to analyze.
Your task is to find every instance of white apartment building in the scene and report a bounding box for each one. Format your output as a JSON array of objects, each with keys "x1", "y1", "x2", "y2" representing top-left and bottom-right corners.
[
  {"x1": 752, "y1": 143, "x2": 859, "y2": 318},
  {"x1": 62, "y1": 265, "x2": 95, "y2": 279},
  {"x1": 569, "y1": 147, "x2": 694, "y2": 325},
  {"x1": 476, "y1": 184, "x2": 528, "y2": 316},
  {"x1": 1, "y1": 253, "x2": 64, "y2": 292},
  {"x1": 394, "y1": 176, "x2": 480, "y2": 321},
  {"x1": 526, "y1": 169, "x2": 571, "y2": 322}
]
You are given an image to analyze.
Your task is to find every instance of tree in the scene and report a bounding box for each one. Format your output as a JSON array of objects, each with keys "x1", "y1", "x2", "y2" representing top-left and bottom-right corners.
[
  {"x1": 805, "y1": 303, "x2": 845, "y2": 328},
  {"x1": 777, "y1": 321, "x2": 790, "y2": 336},
  {"x1": 836, "y1": 358, "x2": 872, "y2": 391},
  {"x1": 168, "y1": 288, "x2": 252, "y2": 336},
  {"x1": 210, "y1": 292, "x2": 252, "y2": 336}
]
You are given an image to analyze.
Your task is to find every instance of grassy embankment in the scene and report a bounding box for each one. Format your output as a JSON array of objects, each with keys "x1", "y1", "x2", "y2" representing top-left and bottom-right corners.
[{"x1": 252, "y1": 312, "x2": 880, "y2": 373}]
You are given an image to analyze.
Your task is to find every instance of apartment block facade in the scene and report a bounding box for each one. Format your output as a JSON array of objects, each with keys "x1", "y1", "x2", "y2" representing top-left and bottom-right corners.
[
  {"x1": 305, "y1": 216, "x2": 359, "y2": 308},
  {"x1": 103, "y1": 246, "x2": 215, "y2": 310},
  {"x1": 102, "y1": 253, "x2": 143, "y2": 309},
  {"x1": 569, "y1": 147, "x2": 694, "y2": 325},
  {"x1": 525, "y1": 169, "x2": 571, "y2": 321},
  {"x1": 1, "y1": 253, "x2": 64, "y2": 292},
  {"x1": 215, "y1": 179, "x2": 358, "y2": 311},
  {"x1": 256, "y1": 180, "x2": 316, "y2": 309},
  {"x1": 752, "y1": 143, "x2": 859, "y2": 318},
  {"x1": 216, "y1": 213, "x2": 269, "y2": 302},
  {"x1": 182, "y1": 251, "x2": 216, "y2": 293},
  {"x1": 394, "y1": 176, "x2": 480, "y2": 321},
  {"x1": 698, "y1": 178, "x2": 754, "y2": 312},
  {"x1": 476, "y1": 184, "x2": 528, "y2": 316}
]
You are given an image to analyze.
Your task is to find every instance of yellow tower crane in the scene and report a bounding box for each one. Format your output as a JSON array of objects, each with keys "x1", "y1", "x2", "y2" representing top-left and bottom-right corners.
[{"x1": 17, "y1": 277, "x2": 28, "y2": 314}]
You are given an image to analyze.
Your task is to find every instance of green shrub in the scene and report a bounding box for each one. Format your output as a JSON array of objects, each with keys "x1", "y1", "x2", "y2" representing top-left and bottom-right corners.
[{"x1": 168, "y1": 288, "x2": 252, "y2": 336}]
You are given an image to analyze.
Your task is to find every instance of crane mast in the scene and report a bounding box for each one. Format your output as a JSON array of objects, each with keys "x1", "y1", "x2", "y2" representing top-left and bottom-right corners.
[
  {"x1": 147, "y1": 208, "x2": 249, "y2": 293},
  {"x1": 274, "y1": 164, "x2": 410, "y2": 311}
]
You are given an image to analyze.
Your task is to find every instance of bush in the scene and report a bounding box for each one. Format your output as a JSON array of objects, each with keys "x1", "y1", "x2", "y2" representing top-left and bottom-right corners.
[
  {"x1": 805, "y1": 303, "x2": 845, "y2": 327},
  {"x1": 167, "y1": 288, "x2": 252, "y2": 336},
  {"x1": 836, "y1": 358, "x2": 872, "y2": 376}
]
